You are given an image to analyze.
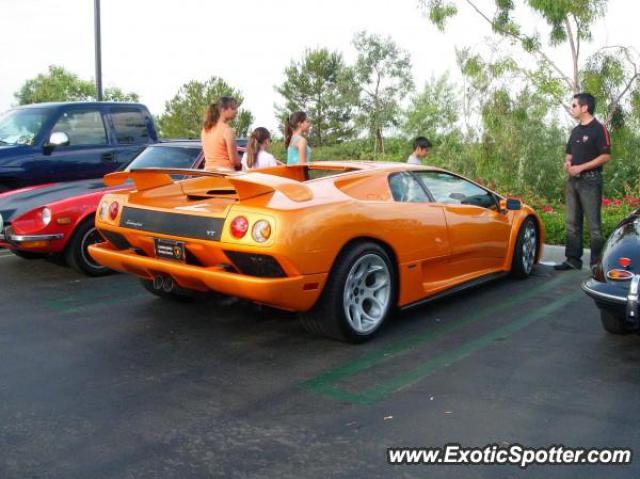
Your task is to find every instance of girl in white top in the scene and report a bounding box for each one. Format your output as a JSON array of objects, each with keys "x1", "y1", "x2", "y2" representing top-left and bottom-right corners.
[{"x1": 241, "y1": 127, "x2": 282, "y2": 171}]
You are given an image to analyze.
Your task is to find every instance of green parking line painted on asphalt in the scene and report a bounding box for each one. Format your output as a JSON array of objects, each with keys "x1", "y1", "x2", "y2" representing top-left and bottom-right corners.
[
  {"x1": 303, "y1": 271, "x2": 582, "y2": 404},
  {"x1": 354, "y1": 290, "x2": 583, "y2": 404},
  {"x1": 46, "y1": 290, "x2": 149, "y2": 314}
]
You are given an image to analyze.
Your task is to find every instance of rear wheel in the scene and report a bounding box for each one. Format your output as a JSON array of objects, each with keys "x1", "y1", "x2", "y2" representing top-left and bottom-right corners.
[
  {"x1": 511, "y1": 217, "x2": 537, "y2": 279},
  {"x1": 11, "y1": 250, "x2": 47, "y2": 260},
  {"x1": 300, "y1": 242, "x2": 396, "y2": 343},
  {"x1": 65, "y1": 217, "x2": 111, "y2": 276},
  {"x1": 600, "y1": 310, "x2": 631, "y2": 335}
]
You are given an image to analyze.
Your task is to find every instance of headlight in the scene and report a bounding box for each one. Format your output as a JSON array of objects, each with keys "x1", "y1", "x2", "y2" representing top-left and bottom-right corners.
[
  {"x1": 0, "y1": 212, "x2": 4, "y2": 232},
  {"x1": 99, "y1": 201, "x2": 109, "y2": 220},
  {"x1": 252, "y1": 220, "x2": 272, "y2": 243},
  {"x1": 41, "y1": 207, "x2": 52, "y2": 226}
]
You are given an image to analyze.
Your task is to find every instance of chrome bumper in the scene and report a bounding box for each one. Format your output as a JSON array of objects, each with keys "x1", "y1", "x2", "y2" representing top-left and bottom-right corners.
[
  {"x1": 0, "y1": 229, "x2": 63, "y2": 243},
  {"x1": 582, "y1": 275, "x2": 640, "y2": 324}
]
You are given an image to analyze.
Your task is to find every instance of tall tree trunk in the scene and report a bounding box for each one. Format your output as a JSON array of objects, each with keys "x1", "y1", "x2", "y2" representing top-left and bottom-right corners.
[{"x1": 376, "y1": 128, "x2": 385, "y2": 155}]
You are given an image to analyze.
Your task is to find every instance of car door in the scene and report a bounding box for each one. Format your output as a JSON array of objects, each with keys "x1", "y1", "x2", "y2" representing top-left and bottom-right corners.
[
  {"x1": 415, "y1": 171, "x2": 511, "y2": 271},
  {"x1": 45, "y1": 107, "x2": 115, "y2": 182},
  {"x1": 107, "y1": 106, "x2": 155, "y2": 169},
  {"x1": 387, "y1": 172, "x2": 453, "y2": 303}
]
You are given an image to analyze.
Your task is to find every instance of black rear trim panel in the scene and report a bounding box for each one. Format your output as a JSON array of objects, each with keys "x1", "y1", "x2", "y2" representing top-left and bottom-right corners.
[{"x1": 119, "y1": 206, "x2": 224, "y2": 241}]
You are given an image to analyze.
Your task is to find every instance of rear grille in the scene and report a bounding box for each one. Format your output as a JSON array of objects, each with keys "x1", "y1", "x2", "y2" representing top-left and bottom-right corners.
[
  {"x1": 224, "y1": 251, "x2": 286, "y2": 278},
  {"x1": 120, "y1": 207, "x2": 224, "y2": 241},
  {"x1": 99, "y1": 230, "x2": 131, "y2": 250}
]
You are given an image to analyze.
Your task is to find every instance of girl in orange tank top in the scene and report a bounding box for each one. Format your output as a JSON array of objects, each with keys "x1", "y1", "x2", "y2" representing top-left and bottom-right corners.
[{"x1": 201, "y1": 96, "x2": 241, "y2": 171}]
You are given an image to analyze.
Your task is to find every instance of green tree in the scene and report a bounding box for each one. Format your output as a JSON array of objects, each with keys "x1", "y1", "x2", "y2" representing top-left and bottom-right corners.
[
  {"x1": 14, "y1": 65, "x2": 139, "y2": 104},
  {"x1": 353, "y1": 31, "x2": 414, "y2": 154},
  {"x1": 403, "y1": 73, "x2": 460, "y2": 139},
  {"x1": 275, "y1": 48, "x2": 359, "y2": 146},
  {"x1": 403, "y1": 73, "x2": 466, "y2": 171},
  {"x1": 420, "y1": 0, "x2": 639, "y2": 126},
  {"x1": 103, "y1": 87, "x2": 140, "y2": 103},
  {"x1": 157, "y1": 77, "x2": 253, "y2": 139}
]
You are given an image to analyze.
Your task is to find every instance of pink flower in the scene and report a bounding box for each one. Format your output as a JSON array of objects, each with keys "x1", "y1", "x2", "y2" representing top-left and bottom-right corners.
[
  {"x1": 542, "y1": 205, "x2": 554, "y2": 213},
  {"x1": 613, "y1": 199, "x2": 621, "y2": 207},
  {"x1": 602, "y1": 198, "x2": 611, "y2": 207}
]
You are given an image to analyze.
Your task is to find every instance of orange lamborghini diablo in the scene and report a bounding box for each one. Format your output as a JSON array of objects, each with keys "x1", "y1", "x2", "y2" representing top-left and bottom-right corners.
[{"x1": 88, "y1": 162, "x2": 543, "y2": 342}]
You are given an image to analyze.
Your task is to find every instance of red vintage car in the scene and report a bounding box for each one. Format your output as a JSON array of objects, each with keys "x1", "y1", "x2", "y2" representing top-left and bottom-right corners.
[{"x1": 0, "y1": 140, "x2": 219, "y2": 275}]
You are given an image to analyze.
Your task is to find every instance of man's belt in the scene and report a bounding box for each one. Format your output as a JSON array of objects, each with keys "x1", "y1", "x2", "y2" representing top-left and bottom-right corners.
[{"x1": 577, "y1": 169, "x2": 602, "y2": 178}]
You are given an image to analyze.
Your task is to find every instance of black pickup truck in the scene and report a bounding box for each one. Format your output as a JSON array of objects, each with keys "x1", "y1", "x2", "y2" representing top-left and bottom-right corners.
[{"x1": 0, "y1": 102, "x2": 159, "y2": 192}]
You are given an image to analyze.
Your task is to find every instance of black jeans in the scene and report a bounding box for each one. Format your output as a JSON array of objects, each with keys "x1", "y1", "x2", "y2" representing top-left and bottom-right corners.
[{"x1": 564, "y1": 172, "x2": 604, "y2": 267}]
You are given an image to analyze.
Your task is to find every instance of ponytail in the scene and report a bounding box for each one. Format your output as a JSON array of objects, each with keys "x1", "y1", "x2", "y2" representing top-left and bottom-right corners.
[
  {"x1": 284, "y1": 111, "x2": 307, "y2": 148},
  {"x1": 245, "y1": 127, "x2": 271, "y2": 169},
  {"x1": 284, "y1": 122, "x2": 293, "y2": 149},
  {"x1": 203, "y1": 96, "x2": 237, "y2": 131}
]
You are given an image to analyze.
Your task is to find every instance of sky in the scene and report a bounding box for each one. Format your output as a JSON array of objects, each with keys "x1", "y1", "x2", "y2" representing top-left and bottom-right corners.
[{"x1": 1, "y1": 0, "x2": 638, "y2": 132}]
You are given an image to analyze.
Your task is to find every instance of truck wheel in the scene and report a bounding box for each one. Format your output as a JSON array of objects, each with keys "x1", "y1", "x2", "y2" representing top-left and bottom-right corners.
[
  {"x1": 11, "y1": 250, "x2": 47, "y2": 260},
  {"x1": 600, "y1": 310, "x2": 630, "y2": 335},
  {"x1": 300, "y1": 242, "x2": 396, "y2": 343},
  {"x1": 65, "y1": 217, "x2": 111, "y2": 276},
  {"x1": 511, "y1": 217, "x2": 537, "y2": 279}
]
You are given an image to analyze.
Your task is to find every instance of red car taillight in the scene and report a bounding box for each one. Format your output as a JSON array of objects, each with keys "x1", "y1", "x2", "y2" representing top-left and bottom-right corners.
[
  {"x1": 230, "y1": 216, "x2": 249, "y2": 238},
  {"x1": 618, "y1": 257, "x2": 632, "y2": 268},
  {"x1": 109, "y1": 201, "x2": 120, "y2": 220},
  {"x1": 607, "y1": 269, "x2": 634, "y2": 281}
]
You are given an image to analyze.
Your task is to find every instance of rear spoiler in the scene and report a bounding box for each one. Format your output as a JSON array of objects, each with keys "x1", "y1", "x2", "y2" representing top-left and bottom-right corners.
[{"x1": 103, "y1": 168, "x2": 313, "y2": 202}]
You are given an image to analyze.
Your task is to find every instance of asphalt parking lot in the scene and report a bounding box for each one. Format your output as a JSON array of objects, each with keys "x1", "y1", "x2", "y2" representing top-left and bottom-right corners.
[{"x1": 1, "y1": 248, "x2": 639, "y2": 479}]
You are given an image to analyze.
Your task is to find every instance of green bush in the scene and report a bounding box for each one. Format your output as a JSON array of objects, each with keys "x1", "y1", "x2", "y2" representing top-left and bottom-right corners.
[{"x1": 539, "y1": 203, "x2": 638, "y2": 245}]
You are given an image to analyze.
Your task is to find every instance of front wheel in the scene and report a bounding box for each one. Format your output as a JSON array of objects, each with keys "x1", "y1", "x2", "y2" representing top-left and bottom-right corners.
[
  {"x1": 511, "y1": 217, "x2": 537, "y2": 279},
  {"x1": 600, "y1": 310, "x2": 631, "y2": 335},
  {"x1": 65, "y1": 217, "x2": 111, "y2": 276},
  {"x1": 300, "y1": 242, "x2": 396, "y2": 343}
]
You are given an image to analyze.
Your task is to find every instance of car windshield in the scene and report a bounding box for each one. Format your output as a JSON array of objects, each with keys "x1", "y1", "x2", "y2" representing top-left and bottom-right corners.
[
  {"x1": 125, "y1": 145, "x2": 201, "y2": 171},
  {"x1": 0, "y1": 108, "x2": 49, "y2": 146}
]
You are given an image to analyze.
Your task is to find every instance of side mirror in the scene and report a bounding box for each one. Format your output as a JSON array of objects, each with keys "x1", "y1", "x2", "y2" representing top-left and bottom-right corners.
[
  {"x1": 499, "y1": 198, "x2": 522, "y2": 211},
  {"x1": 46, "y1": 131, "x2": 70, "y2": 148}
]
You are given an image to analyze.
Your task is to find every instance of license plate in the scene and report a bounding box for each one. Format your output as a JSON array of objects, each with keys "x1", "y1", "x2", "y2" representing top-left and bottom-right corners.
[{"x1": 154, "y1": 238, "x2": 186, "y2": 262}]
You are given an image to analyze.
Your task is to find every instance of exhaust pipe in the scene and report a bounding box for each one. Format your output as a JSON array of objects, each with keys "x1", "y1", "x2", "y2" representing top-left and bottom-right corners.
[
  {"x1": 152, "y1": 276, "x2": 164, "y2": 290},
  {"x1": 162, "y1": 276, "x2": 175, "y2": 293}
]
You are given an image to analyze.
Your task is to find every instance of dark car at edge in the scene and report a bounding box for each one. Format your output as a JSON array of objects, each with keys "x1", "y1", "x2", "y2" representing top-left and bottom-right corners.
[{"x1": 582, "y1": 208, "x2": 640, "y2": 334}]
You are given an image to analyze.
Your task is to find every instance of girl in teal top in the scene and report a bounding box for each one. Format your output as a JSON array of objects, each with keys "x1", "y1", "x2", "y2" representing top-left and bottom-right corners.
[{"x1": 285, "y1": 111, "x2": 311, "y2": 165}]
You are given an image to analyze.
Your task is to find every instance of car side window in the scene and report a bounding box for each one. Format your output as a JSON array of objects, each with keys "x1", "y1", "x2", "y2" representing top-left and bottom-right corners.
[
  {"x1": 52, "y1": 110, "x2": 107, "y2": 146},
  {"x1": 52, "y1": 110, "x2": 107, "y2": 145},
  {"x1": 111, "y1": 108, "x2": 150, "y2": 144},
  {"x1": 417, "y1": 171, "x2": 497, "y2": 209},
  {"x1": 388, "y1": 172, "x2": 430, "y2": 203}
]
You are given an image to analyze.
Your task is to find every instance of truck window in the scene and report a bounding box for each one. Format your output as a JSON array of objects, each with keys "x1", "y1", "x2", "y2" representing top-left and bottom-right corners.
[
  {"x1": 111, "y1": 108, "x2": 150, "y2": 144},
  {"x1": 52, "y1": 110, "x2": 107, "y2": 146},
  {"x1": 0, "y1": 109, "x2": 49, "y2": 146}
]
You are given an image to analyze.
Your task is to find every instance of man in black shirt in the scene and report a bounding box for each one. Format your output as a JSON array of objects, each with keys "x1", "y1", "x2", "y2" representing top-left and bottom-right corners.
[{"x1": 555, "y1": 92, "x2": 611, "y2": 270}]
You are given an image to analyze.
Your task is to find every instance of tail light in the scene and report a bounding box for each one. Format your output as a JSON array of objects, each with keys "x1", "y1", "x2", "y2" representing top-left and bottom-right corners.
[
  {"x1": 618, "y1": 257, "x2": 632, "y2": 268},
  {"x1": 252, "y1": 220, "x2": 272, "y2": 243},
  {"x1": 109, "y1": 201, "x2": 119, "y2": 221},
  {"x1": 607, "y1": 269, "x2": 634, "y2": 281},
  {"x1": 230, "y1": 216, "x2": 249, "y2": 238},
  {"x1": 99, "y1": 201, "x2": 109, "y2": 220}
]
